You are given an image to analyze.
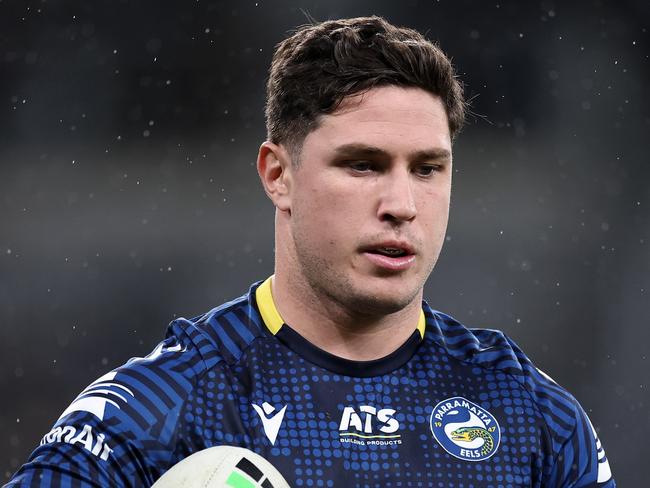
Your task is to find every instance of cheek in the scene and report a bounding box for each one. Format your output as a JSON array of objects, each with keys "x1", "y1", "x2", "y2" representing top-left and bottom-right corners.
[
  {"x1": 295, "y1": 177, "x2": 362, "y2": 225},
  {"x1": 292, "y1": 183, "x2": 366, "y2": 259},
  {"x1": 419, "y1": 189, "x2": 451, "y2": 232}
]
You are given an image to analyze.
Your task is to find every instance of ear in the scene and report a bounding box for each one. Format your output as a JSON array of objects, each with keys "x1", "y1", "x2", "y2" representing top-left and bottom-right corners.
[{"x1": 257, "y1": 141, "x2": 293, "y2": 212}]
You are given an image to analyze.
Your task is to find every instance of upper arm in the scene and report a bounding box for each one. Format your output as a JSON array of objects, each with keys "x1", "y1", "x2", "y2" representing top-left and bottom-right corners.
[
  {"x1": 545, "y1": 402, "x2": 615, "y2": 488},
  {"x1": 6, "y1": 329, "x2": 206, "y2": 487}
]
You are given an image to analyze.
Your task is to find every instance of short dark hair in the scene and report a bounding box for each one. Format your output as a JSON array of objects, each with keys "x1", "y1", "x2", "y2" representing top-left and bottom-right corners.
[{"x1": 265, "y1": 16, "x2": 466, "y2": 159}]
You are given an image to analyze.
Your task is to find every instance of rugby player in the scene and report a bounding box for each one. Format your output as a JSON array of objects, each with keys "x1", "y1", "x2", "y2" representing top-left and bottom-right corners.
[{"x1": 7, "y1": 16, "x2": 615, "y2": 487}]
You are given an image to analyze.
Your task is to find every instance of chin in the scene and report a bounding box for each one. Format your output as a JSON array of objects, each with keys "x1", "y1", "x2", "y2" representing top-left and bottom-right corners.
[
  {"x1": 340, "y1": 281, "x2": 421, "y2": 316},
  {"x1": 296, "y1": 250, "x2": 425, "y2": 316},
  {"x1": 354, "y1": 295, "x2": 415, "y2": 317}
]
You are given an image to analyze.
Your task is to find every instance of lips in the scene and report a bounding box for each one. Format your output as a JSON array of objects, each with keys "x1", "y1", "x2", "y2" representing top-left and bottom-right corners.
[
  {"x1": 361, "y1": 241, "x2": 416, "y2": 271},
  {"x1": 372, "y1": 247, "x2": 408, "y2": 257},
  {"x1": 362, "y1": 240, "x2": 415, "y2": 256}
]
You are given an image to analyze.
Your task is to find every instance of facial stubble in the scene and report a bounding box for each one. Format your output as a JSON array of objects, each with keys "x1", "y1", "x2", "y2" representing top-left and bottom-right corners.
[{"x1": 291, "y1": 221, "x2": 439, "y2": 320}]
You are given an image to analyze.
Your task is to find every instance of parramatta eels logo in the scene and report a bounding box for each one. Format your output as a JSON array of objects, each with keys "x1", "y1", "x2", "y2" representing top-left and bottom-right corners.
[{"x1": 430, "y1": 396, "x2": 500, "y2": 461}]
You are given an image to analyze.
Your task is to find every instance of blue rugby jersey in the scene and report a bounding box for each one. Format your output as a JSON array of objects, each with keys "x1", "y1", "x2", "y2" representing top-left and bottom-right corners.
[{"x1": 7, "y1": 277, "x2": 614, "y2": 487}]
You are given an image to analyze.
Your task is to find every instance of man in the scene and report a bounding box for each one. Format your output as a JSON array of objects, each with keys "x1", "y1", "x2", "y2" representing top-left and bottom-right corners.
[{"x1": 7, "y1": 16, "x2": 614, "y2": 487}]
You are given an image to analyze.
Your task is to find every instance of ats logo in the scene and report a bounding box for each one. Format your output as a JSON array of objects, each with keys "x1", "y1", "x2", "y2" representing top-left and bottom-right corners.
[{"x1": 338, "y1": 406, "x2": 402, "y2": 446}]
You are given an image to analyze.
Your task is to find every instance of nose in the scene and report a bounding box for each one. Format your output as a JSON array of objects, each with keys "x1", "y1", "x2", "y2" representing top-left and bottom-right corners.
[{"x1": 377, "y1": 169, "x2": 417, "y2": 223}]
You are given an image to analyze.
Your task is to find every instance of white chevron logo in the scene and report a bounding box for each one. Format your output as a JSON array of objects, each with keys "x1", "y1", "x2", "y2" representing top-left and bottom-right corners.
[
  {"x1": 252, "y1": 402, "x2": 287, "y2": 445},
  {"x1": 58, "y1": 371, "x2": 134, "y2": 422}
]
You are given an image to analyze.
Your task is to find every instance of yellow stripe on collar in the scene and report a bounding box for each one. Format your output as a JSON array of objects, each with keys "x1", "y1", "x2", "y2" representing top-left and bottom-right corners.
[
  {"x1": 255, "y1": 275, "x2": 427, "y2": 339},
  {"x1": 255, "y1": 276, "x2": 284, "y2": 335},
  {"x1": 416, "y1": 309, "x2": 425, "y2": 339}
]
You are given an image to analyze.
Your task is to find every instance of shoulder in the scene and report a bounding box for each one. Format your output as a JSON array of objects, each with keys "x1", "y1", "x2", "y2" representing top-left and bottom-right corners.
[
  {"x1": 423, "y1": 304, "x2": 614, "y2": 486},
  {"x1": 11, "y1": 284, "x2": 270, "y2": 486},
  {"x1": 71, "y1": 284, "x2": 269, "y2": 434},
  {"x1": 423, "y1": 304, "x2": 590, "y2": 453},
  {"x1": 178, "y1": 285, "x2": 269, "y2": 369}
]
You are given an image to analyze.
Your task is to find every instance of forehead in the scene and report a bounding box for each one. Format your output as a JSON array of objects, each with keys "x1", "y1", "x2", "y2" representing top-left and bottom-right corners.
[{"x1": 304, "y1": 85, "x2": 451, "y2": 154}]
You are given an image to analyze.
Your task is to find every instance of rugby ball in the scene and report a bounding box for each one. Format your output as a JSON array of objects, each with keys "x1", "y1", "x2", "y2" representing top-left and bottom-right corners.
[{"x1": 151, "y1": 445, "x2": 291, "y2": 488}]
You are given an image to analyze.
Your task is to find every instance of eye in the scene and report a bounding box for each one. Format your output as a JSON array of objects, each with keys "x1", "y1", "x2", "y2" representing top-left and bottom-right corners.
[
  {"x1": 347, "y1": 161, "x2": 375, "y2": 173},
  {"x1": 413, "y1": 164, "x2": 441, "y2": 177}
]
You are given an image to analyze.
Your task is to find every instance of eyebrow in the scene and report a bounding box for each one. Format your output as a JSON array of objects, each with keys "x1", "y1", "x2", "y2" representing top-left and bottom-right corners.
[{"x1": 332, "y1": 143, "x2": 451, "y2": 163}]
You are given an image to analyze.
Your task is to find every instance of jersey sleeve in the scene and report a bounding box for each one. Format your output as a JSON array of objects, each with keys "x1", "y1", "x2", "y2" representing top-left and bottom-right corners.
[
  {"x1": 519, "y1": 363, "x2": 615, "y2": 488},
  {"x1": 5, "y1": 319, "x2": 208, "y2": 487},
  {"x1": 546, "y1": 401, "x2": 615, "y2": 488}
]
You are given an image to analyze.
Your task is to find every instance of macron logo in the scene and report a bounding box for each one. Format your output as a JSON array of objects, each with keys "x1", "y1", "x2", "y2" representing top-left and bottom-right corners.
[{"x1": 252, "y1": 402, "x2": 287, "y2": 445}]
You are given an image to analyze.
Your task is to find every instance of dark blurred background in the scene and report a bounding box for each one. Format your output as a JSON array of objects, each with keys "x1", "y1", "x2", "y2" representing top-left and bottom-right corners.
[{"x1": 1, "y1": 0, "x2": 648, "y2": 485}]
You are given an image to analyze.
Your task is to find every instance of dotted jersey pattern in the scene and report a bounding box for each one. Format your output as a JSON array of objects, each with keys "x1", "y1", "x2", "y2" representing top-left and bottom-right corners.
[{"x1": 7, "y1": 281, "x2": 614, "y2": 488}]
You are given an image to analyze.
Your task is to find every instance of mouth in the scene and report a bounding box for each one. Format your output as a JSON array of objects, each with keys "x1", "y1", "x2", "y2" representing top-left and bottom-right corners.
[
  {"x1": 361, "y1": 241, "x2": 416, "y2": 271},
  {"x1": 370, "y1": 247, "x2": 410, "y2": 257}
]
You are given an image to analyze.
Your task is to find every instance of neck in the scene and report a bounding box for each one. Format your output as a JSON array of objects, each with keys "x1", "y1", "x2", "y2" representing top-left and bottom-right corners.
[{"x1": 270, "y1": 271, "x2": 423, "y2": 362}]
